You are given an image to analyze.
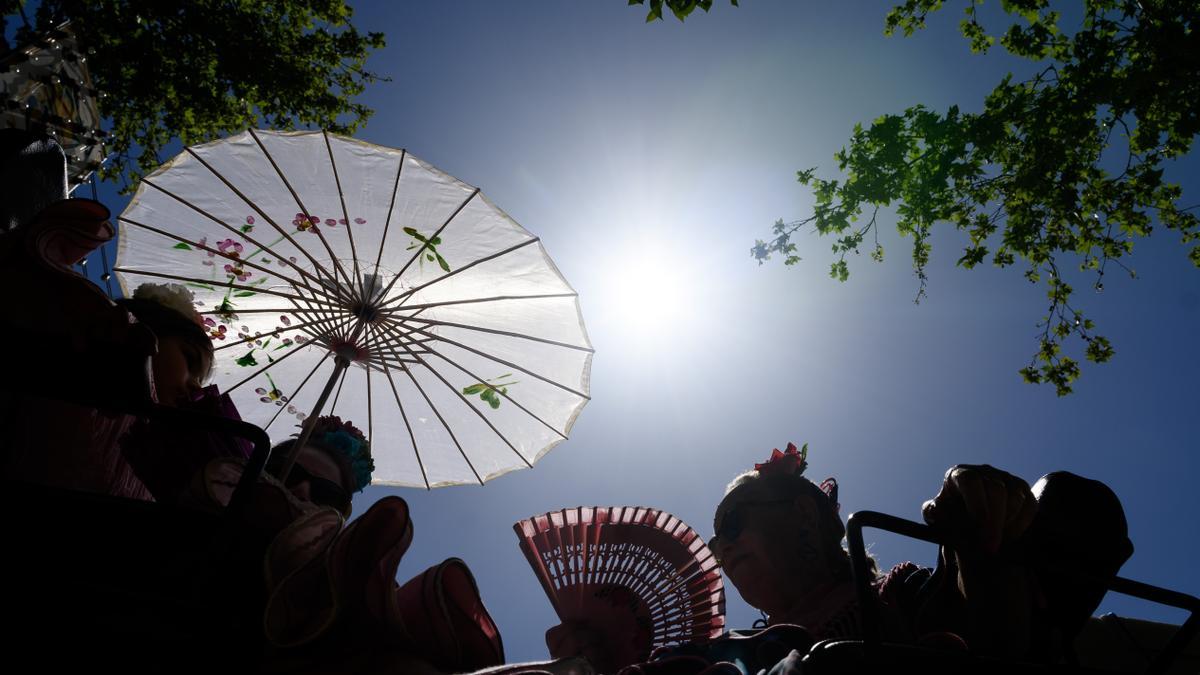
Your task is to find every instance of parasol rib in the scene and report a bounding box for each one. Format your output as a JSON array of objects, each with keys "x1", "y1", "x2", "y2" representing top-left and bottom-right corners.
[
  {"x1": 379, "y1": 237, "x2": 541, "y2": 310},
  {"x1": 390, "y1": 350, "x2": 484, "y2": 485},
  {"x1": 214, "y1": 315, "x2": 339, "y2": 352},
  {"x1": 397, "y1": 320, "x2": 590, "y2": 400},
  {"x1": 246, "y1": 129, "x2": 358, "y2": 302},
  {"x1": 396, "y1": 314, "x2": 593, "y2": 353},
  {"x1": 370, "y1": 149, "x2": 407, "y2": 297},
  {"x1": 421, "y1": 346, "x2": 569, "y2": 441},
  {"x1": 178, "y1": 149, "x2": 345, "y2": 298},
  {"x1": 137, "y1": 176, "x2": 346, "y2": 312},
  {"x1": 264, "y1": 351, "x2": 332, "y2": 432},
  {"x1": 376, "y1": 356, "x2": 430, "y2": 489},
  {"x1": 390, "y1": 292, "x2": 578, "y2": 313},
  {"x1": 225, "y1": 313, "x2": 357, "y2": 393},
  {"x1": 373, "y1": 321, "x2": 533, "y2": 468},
  {"x1": 329, "y1": 363, "x2": 349, "y2": 415},
  {"x1": 118, "y1": 216, "x2": 345, "y2": 307},
  {"x1": 373, "y1": 188, "x2": 480, "y2": 305},
  {"x1": 111, "y1": 267, "x2": 345, "y2": 310},
  {"x1": 323, "y1": 130, "x2": 365, "y2": 302}
]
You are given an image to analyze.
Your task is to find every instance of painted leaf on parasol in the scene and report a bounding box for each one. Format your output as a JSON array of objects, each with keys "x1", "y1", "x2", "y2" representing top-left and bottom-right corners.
[
  {"x1": 515, "y1": 506, "x2": 725, "y2": 666},
  {"x1": 114, "y1": 129, "x2": 592, "y2": 488}
]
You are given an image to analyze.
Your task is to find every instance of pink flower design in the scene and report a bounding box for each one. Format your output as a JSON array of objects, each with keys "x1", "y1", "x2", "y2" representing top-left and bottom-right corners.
[
  {"x1": 354, "y1": 217, "x2": 366, "y2": 224},
  {"x1": 293, "y1": 213, "x2": 313, "y2": 232},
  {"x1": 217, "y1": 239, "x2": 243, "y2": 258},
  {"x1": 224, "y1": 263, "x2": 251, "y2": 282},
  {"x1": 279, "y1": 315, "x2": 291, "y2": 326},
  {"x1": 246, "y1": 216, "x2": 255, "y2": 225},
  {"x1": 204, "y1": 318, "x2": 227, "y2": 340},
  {"x1": 325, "y1": 218, "x2": 337, "y2": 227},
  {"x1": 198, "y1": 237, "x2": 216, "y2": 266},
  {"x1": 339, "y1": 218, "x2": 348, "y2": 225}
]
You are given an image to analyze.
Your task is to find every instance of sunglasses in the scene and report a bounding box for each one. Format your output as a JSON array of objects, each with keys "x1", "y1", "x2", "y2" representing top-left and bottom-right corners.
[
  {"x1": 283, "y1": 462, "x2": 351, "y2": 512},
  {"x1": 708, "y1": 498, "x2": 794, "y2": 563}
]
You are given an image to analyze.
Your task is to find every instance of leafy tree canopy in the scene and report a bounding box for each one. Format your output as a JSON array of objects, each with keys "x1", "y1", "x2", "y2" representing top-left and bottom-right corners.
[
  {"x1": 2, "y1": 0, "x2": 385, "y2": 190},
  {"x1": 648, "y1": 0, "x2": 1198, "y2": 395},
  {"x1": 628, "y1": 0, "x2": 738, "y2": 23}
]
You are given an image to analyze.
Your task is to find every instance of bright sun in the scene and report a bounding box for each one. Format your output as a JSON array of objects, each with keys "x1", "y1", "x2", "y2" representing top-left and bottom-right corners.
[{"x1": 608, "y1": 250, "x2": 694, "y2": 340}]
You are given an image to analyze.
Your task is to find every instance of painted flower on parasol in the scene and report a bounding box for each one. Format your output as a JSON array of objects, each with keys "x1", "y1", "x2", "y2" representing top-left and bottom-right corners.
[{"x1": 114, "y1": 129, "x2": 592, "y2": 488}]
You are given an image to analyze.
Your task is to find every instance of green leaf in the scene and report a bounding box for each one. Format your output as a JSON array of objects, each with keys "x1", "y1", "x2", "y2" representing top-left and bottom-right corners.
[
  {"x1": 186, "y1": 283, "x2": 217, "y2": 291},
  {"x1": 235, "y1": 352, "x2": 258, "y2": 368},
  {"x1": 462, "y1": 383, "x2": 486, "y2": 395},
  {"x1": 435, "y1": 252, "x2": 451, "y2": 273},
  {"x1": 173, "y1": 242, "x2": 192, "y2": 250},
  {"x1": 233, "y1": 291, "x2": 257, "y2": 297}
]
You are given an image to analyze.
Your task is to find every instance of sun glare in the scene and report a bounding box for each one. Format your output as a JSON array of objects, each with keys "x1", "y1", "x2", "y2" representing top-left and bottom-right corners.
[{"x1": 608, "y1": 250, "x2": 694, "y2": 340}]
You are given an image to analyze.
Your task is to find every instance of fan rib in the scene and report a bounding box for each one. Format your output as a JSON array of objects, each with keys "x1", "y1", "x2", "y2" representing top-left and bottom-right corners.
[{"x1": 514, "y1": 505, "x2": 726, "y2": 657}]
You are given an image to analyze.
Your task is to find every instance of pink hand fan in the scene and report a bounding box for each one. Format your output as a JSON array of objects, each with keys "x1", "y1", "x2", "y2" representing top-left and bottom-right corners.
[{"x1": 514, "y1": 506, "x2": 725, "y2": 665}]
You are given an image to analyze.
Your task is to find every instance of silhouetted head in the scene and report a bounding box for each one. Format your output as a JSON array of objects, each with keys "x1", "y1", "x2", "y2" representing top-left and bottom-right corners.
[
  {"x1": 116, "y1": 284, "x2": 213, "y2": 406},
  {"x1": 710, "y1": 443, "x2": 851, "y2": 617}
]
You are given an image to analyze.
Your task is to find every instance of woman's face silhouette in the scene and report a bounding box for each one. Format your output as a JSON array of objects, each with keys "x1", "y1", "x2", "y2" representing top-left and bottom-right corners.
[{"x1": 713, "y1": 480, "x2": 831, "y2": 616}]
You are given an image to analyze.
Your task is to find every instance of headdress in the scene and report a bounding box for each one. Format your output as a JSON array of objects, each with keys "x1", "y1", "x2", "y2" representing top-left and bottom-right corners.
[
  {"x1": 302, "y1": 415, "x2": 374, "y2": 492},
  {"x1": 132, "y1": 282, "x2": 205, "y2": 328},
  {"x1": 755, "y1": 441, "x2": 839, "y2": 513}
]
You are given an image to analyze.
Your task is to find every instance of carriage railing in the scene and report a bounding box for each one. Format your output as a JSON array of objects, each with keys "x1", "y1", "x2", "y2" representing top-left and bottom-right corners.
[{"x1": 845, "y1": 510, "x2": 1200, "y2": 675}]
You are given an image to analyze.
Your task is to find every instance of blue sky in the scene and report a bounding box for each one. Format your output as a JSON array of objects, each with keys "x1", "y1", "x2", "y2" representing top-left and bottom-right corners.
[{"x1": 82, "y1": 1, "x2": 1198, "y2": 663}]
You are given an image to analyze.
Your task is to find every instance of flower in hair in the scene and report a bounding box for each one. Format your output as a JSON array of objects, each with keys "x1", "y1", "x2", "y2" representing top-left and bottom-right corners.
[
  {"x1": 133, "y1": 282, "x2": 204, "y2": 327},
  {"x1": 755, "y1": 441, "x2": 808, "y2": 477},
  {"x1": 303, "y1": 415, "x2": 374, "y2": 492}
]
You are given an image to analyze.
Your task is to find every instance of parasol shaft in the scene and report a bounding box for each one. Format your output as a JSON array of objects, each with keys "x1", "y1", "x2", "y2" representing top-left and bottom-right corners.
[{"x1": 276, "y1": 353, "x2": 351, "y2": 482}]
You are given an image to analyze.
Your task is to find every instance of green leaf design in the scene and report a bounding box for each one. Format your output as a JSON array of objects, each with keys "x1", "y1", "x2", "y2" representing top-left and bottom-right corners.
[
  {"x1": 233, "y1": 291, "x2": 257, "y2": 297},
  {"x1": 463, "y1": 374, "x2": 519, "y2": 409},
  {"x1": 235, "y1": 351, "x2": 258, "y2": 368},
  {"x1": 187, "y1": 282, "x2": 217, "y2": 291},
  {"x1": 173, "y1": 242, "x2": 192, "y2": 250},
  {"x1": 435, "y1": 252, "x2": 451, "y2": 273}
]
